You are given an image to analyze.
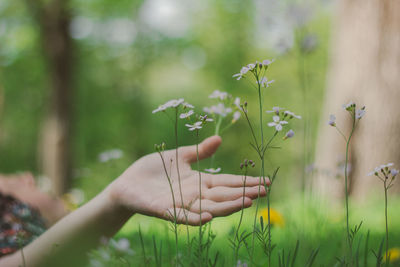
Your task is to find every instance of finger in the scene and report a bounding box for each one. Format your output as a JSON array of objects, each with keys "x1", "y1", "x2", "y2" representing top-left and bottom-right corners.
[
  {"x1": 165, "y1": 208, "x2": 212, "y2": 226},
  {"x1": 205, "y1": 174, "x2": 270, "y2": 188},
  {"x1": 189, "y1": 198, "x2": 252, "y2": 217},
  {"x1": 203, "y1": 186, "x2": 266, "y2": 202},
  {"x1": 179, "y1": 135, "x2": 222, "y2": 164}
]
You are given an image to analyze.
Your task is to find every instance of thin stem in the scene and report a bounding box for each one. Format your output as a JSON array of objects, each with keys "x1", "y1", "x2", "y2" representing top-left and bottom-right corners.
[
  {"x1": 210, "y1": 116, "x2": 223, "y2": 168},
  {"x1": 344, "y1": 111, "x2": 356, "y2": 261},
  {"x1": 196, "y1": 130, "x2": 203, "y2": 266},
  {"x1": 384, "y1": 181, "x2": 389, "y2": 264},
  {"x1": 234, "y1": 168, "x2": 248, "y2": 262},
  {"x1": 335, "y1": 126, "x2": 348, "y2": 142},
  {"x1": 262, "y1": 131, "x2": 278, "y2": 157},
  {"x1": 174, "y1": 108, "x2": 190, "y2": 249},
  {"x1": 242, "y1": 108, "x2": 260, "y2": 155},
  {"x1": 251, "y1": 69, "x2": 267, "y2": 266},
  {"x1": 158, "y1": 151, "x2": 179, "y2": 265}
]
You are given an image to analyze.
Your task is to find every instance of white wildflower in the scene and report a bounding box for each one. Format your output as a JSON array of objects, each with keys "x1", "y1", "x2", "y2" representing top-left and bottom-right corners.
[
  {"x1": 232, "y1": 66, "x2": 250, "y2": 80},
  {"x1": 368, "y1": 163, "x2": 395, "y2": 176},
  {"x1": 257, "y1": 77, "x2": 275, "y2": 87},
  {"x1": 284, "y1": 110, "x2": 302, "y2": 119},
  {"x1": 391, "y1": 169, "x2": 399, "y2": 177},
  {"x1": 234, "y1": 97, "x2": 241, "y2": 109},
  {"x1": 232, "y1": 111, "x2": 241, "y2": 122},
  {"x1": 262, "y1": 59, "x2": 275, "y2": 66},
  {"x1": 367, "y1": 167, "x2": 380, "y2": 176},
  {"x1": 328, "y1": 114, "x2": 336, "y2": 126},
  {"x1": 183, "y1": 102, "x2": 194, "y2": 109},
  {"x1": 199, "y1": 115, "x2": 213, "y2": 122},
  {"x1": 342, "y1": 101, "x2": 355, "y2": 111},
  {"x1": 267, "y1": 116, "x2": 288, "y2": 131},
  {"x1": 179, "y1": 110, "x2": 194, "y2": 119},
  {"x1": 204, "y1": 167, "x2": 221, "y2": 174},
  {"x1": 356, "y1": 108, "x2": 366, "y2": 119},
  {"x1": 209, "y1": 90, "x2": 229, "y2": 100},
  {"x1": 98, "y1": 149, "x2": 123, "y2": 163},
  {"x1": 266, "y1": 106, "x2": 284, "y2": 116},
  {"x1": 152, "y1": 98, "x2": 185, "y2": 113},
  {"x1": 380, "y1": 163, "x2": 394, "y2": 170},
  {"x1": 110, "y1": 238, "x2": 134, "y2": 255},
  {"x1": 247, "y1": 63, "x2": 256, "y2": 70},
  {"x1": 185, "y1": 121, "x2": 203, "y2": 131},
  {"x1": 203, "y1": 103, "x2": 232, "y2": 117}
]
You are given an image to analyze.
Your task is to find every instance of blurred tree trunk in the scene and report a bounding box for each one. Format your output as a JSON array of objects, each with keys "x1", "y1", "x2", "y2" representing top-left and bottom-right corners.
[
  {"x1": 313, "y1": 0, "x2": 400, "y2": 201},
  {"x1": 27, "y1": 0, "x2": 73, "y2": 196}
]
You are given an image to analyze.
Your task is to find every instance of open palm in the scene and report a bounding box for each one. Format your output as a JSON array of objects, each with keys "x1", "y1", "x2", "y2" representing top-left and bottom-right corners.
[{"x1": 111, "y1": 136, "x2": 267, "y2": 226}]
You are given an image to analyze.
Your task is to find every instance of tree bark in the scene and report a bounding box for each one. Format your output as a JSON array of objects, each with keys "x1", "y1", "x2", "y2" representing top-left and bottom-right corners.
[
  {"x1": 27, "y1": 0, "x2": 73, "y2": 196},
  {"x1": 313, "y1": 0, "x2": 400, "y2": 202}
]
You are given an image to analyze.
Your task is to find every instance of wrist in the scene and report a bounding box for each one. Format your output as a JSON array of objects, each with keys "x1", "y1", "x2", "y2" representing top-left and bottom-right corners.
[{"x1": 101, "y1": 181, "x2": 135, "y2": 219}]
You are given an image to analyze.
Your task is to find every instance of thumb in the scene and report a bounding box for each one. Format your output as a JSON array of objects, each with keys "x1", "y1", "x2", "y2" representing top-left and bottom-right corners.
[{"x1": 180, "y1": 135, "x2": 222, "y2": 164}]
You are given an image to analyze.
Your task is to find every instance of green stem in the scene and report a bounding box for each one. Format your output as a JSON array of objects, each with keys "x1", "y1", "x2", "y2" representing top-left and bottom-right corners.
[
  {"x1": 242, "y1": 109, "x2": 261, "y2": 157},
  {"x1": 234, "y1": 169, "x2": 248, "y2": 262},
  {"x1": 158, "y1": 152, "x2": 179, "y2": 266},
  {"x1": 174, "y1": 109, "x2": 190, "y2": 251},
  {"x1": 210, "y1": 116, "x2": 223, "y2": 168},
  {"x1": 384, "y1": 181, "x2": 389, "y2": 264},
  {"x1": 251, "y1": 70, "x2": 266, "y2": 266},
  {"x1": 344, "y1": 112, "x2": 356, "y2": 260},
  {"x1": 196, "y1": 130, "x2": 203, "y2": 266}
]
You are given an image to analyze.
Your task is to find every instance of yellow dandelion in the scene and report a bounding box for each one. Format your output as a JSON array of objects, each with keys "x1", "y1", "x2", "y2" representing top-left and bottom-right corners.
[
  {"x1": 385, "y1": 247, "x2": 400, "y2": 263},
  {"x1": 259, "y1": 208, "x2": 285, "y2": 227}
]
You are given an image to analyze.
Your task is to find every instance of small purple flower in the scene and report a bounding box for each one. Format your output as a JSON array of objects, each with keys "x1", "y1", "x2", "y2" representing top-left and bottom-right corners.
[
  {"x1": 328, "y1": 114, "x2": 336, "y2": 127},
  {"x1": 283, "y1": 129, "x2": 295, "y2": 140}
]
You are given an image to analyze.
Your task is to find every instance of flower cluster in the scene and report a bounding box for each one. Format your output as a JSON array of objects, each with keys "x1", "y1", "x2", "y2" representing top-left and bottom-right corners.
[
  {"x1": 185, "y1": 114, "x2": 213, "y2": 131},
  {"x1": 266, "y1": 106, "x2": 299, "y2": 139},
  {"x1": 329, "y1": 101, "x2": 365, "y2": 126},
  {"x1": 232, "y1": 59, "x2": 275, "y2": 80},
  {"x1": 152, "y1": 98, "x2": 194, "y2": 114},
  {"x1": 368, "y1": 163, "x2": 399, "y2": 180},
  {"x1": 203, "y1": 90, "x2": 241, "y2": 123},
  {"x1": 240, "y1": 159, "x2": 255, "y2": 169}
]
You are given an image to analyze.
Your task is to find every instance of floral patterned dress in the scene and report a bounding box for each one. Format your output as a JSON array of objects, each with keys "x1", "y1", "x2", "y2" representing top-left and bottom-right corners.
[{"x1": 0, "y1": 192, "x2": 47, "y2": 257}]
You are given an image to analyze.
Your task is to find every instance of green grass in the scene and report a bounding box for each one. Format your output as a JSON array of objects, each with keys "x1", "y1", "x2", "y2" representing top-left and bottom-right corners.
[{"x1": 89, "y1": 194, "x2": 400, "y2": 266}]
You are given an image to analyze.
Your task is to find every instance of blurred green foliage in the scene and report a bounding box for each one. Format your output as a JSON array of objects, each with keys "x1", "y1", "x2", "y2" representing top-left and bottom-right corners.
[{"x1": 0, "y1": 0, "x2": 330, "y2": 200}]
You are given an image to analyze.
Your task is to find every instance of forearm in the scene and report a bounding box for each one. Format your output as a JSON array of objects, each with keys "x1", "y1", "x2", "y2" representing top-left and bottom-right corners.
[{"x1": 1, "y1": 185, "x2": 133, "y2": 267}]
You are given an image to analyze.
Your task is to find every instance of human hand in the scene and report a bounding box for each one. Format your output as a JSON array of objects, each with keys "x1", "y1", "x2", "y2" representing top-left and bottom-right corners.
[{"x1": 108, "y1": 136, "x2": 268, "y2": 226}]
